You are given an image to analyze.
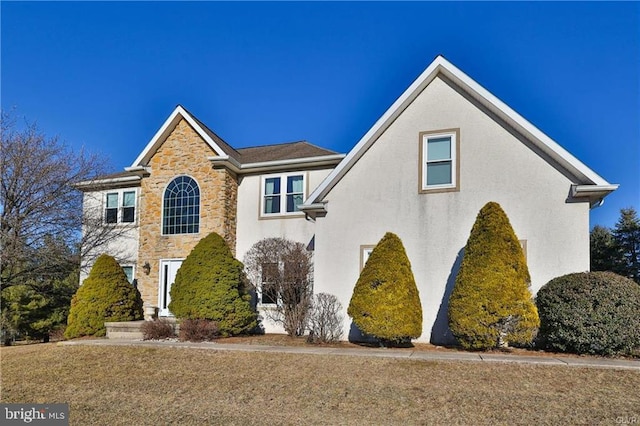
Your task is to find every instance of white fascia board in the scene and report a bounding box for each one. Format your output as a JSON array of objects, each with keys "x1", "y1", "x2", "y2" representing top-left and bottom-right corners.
[
  {"x1": 305, "y1": 55, "x2": 613, "y2": 206},
  {"x1": 304, "y1": 59, "x2": 443, "y2": 206},
  {"x1": 131, "y1": 105, "x2": 227, "y2": 167},
  {"x1": 437, "y1": 59, "x2": 610, "y2": 186},
  {"x1": 297, "y1": 202, "x2": 327, "y2": 212},
  {"x1": 208, "y1": 155, "x2": 243, "y2": 174},
  {"x1": 209, "y1": 154, "x2": 345, "y2": 174},
  {"x1": 571, "y1": 184, "x2": 620, "y2": 197},
  {"x1": 571, "y1": 184, "x2": 620, "y2": 209},
  {"x1": 74, "y1": 175, "x2": 141, "y2": 190}
]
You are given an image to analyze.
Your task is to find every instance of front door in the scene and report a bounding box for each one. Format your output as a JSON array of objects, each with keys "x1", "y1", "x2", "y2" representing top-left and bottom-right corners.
[{"x1": 159, "y1": 259, "x2": 183, "y2": 316}]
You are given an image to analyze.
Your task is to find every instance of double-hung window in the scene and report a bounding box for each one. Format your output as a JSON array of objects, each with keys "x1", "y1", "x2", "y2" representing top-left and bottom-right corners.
[
  {"x1": 105, "y1": 190, "x2": 137, "y2": 224},
  {"x1": 420, "y1": 129, "x2": 459, "y2": 192},
  {"x1": 262, "y1": 173, "x2": 305, "y2": 217},
  {"x1": 260, "y1": 262, "x2": 279, "y2": 305}
]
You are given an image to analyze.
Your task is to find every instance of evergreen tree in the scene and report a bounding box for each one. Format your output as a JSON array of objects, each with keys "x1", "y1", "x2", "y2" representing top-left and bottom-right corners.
[
  {"x1": 590, "y1": 225, "x2": 617, "y2": 272},
  {"x1": 612, "y1": 207, "x2": 640, "y2": 283},
  {"x1": 448, "y1": 202, "x2": 539, "y2": 350},
  {"x1": 169, "y1": 232, "x2": 257, "y2": 336},
  {"x1": 65, "y1": 254, "x2": 143, "y2": 339},
  {"x1": 347, "y1": 232, "x2": 422, "y2": 345},
  {"x1": 1, "y1": 270, "x2": 78, "y2": 343}
]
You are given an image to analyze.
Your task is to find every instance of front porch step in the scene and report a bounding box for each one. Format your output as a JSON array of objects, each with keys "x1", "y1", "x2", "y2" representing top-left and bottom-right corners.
[{"x1": 105, "y1": 318, "x2": 178, "y2": 340}]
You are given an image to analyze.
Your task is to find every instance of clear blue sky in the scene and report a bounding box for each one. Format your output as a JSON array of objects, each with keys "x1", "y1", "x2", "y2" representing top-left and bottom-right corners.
[{"x1": 2, "y1": 1, "x2": 638, "y2": 229}]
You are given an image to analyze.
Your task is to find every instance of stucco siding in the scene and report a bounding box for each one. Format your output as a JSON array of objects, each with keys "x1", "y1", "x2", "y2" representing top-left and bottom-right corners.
[
  {"x1": 79, "y1": 189, "x2": 140, "y2": 284},
  {"x1": 313, "y1": 76, "x2": 590, "y2": 344},
  {"x1": 236, "y1": 168, "x2": 333, "y2": 333}
]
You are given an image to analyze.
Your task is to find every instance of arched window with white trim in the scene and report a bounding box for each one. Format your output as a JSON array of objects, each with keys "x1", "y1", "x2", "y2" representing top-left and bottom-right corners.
[{"x1": 162, "y1": 176, "x2": 200, "y2": 235}]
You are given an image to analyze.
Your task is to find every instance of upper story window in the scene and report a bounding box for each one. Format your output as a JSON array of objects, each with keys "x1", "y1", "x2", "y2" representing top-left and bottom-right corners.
[
  {"x1": 419, "y1": 129, "x2": 460, "y2": 193},
  {"x1": 105, "y1": 190, "x2": 136, "y2": 224},
  {"x1": 261, "y1": 173, "x2": 305, "y2": 217},
  {"x1": 163, "y1": 176, "x2": 200, "y2": 235}
]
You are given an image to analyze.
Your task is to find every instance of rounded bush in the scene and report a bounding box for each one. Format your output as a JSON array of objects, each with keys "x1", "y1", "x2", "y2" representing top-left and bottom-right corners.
[
  {"x1": 168, "y1": 232, "x2": 257, "y2": 336},
  {"x1": 65, "y1": 254, "x2": 143, "y2": 339},
  {"x1": 536, "y1": 271, "x2": 640, "y2": 356},
  {"x1": 348, "y1": 232, "x2": 422, "y2": 344},
  {"x1": 448, "y1": 202, "x2": 539, "y2": 350}
]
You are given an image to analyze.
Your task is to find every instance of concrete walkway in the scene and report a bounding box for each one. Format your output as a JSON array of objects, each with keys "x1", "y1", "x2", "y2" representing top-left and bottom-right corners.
[{"x1": 60, "y1": 339, "x2": 640, "y2": 371}]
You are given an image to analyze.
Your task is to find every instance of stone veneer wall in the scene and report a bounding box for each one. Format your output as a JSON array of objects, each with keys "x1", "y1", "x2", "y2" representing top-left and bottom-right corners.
[{"x1": 136, "y1": 118, "x2": 238, "y2": 306}]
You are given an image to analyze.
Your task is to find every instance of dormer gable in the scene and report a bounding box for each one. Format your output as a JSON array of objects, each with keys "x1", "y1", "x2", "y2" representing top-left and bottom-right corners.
[{"x1": 128, "y1": 105, "x2": 240, "y2": 170}]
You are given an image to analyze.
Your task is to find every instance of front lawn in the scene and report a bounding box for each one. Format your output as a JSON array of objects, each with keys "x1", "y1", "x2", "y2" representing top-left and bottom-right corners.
[{"x1": 1, "y1": 344, "x2": 638, "y2": 425}]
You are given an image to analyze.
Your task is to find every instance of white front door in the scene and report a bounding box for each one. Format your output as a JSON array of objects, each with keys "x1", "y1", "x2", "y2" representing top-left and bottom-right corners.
[{"x1": 159, "y1": 259, "x2": 183, "y2": 316}]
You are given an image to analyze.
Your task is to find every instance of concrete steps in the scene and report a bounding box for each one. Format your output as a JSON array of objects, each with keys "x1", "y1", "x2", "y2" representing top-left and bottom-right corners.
[
  {"x1": 105, "y1": 318, "x2": 179, "y2": 340},
  {"x1": 105, "y1": 321, "x2": 146, "y2": 340}
]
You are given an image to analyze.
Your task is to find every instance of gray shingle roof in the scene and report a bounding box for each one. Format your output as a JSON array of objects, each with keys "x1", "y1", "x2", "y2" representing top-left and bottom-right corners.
[
  {"x1": 90, "y1": 107, "x2": 341, "y2": 183},
  {"x1": 236, "y1": 141, "x2": 338, "y2": 164}
]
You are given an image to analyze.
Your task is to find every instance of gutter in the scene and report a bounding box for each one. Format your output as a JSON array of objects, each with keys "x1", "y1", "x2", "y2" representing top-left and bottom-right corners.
[
  {"x1": 298, "y1": 202, "x2": 328, "y2": 221},
  {"x1": 74, "y1": 175, "x2": 141, "y2": 191},
  {"x1": 208, "y1": 154, "x2": 345, "y2": 174},
  {"x1": 570, "y1": 184, "x2": 620, "y2": 209}
]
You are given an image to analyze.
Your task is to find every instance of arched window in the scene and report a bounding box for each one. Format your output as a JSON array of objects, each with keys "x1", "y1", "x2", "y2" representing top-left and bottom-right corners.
[{"x1": 163, "y1": 176, "x2": 200, "y2": 235}]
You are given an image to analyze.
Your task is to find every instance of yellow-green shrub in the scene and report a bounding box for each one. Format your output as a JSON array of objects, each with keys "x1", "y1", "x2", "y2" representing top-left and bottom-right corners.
[
  {"x1": 168, "y1": 232, "x2": 257, "y2": 336},
  {"x1": 347, "y1": 232, "x2": 422, "y2": 344},
  {"x1": 65, "y1": 254, "x2": 143, "y2": 339},
  {"x1": 448, "y1": 202, "x2": 539, "y2": 349}
]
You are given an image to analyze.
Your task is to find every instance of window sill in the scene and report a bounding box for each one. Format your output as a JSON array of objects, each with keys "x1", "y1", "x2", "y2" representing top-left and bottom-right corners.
[
  {"x1": 259, "y1": 212, "x2": 306, "y2": 220},
  {"x1": 419, "y1": 185, "x2": 459, "y2": 194}
]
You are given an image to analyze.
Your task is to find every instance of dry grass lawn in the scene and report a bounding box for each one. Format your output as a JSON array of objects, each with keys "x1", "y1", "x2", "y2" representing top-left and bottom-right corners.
[{"x1": 1, "y1": 344, "x2": 639, "y2": 425}]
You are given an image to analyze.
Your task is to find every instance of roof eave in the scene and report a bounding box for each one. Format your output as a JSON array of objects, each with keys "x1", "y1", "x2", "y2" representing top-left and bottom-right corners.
[
  {"x1": 306, "y1": 55, "x2": 615, "y2": 206},
  {"x1": 209, "y1": 154, "x2": 345, "y2": 174},
  {"x1": 571, "y1": 184, "x2": 620, "y2": 208},
  {"x1": 74, "y1": 175, "x2": 142, "y2": 191}
]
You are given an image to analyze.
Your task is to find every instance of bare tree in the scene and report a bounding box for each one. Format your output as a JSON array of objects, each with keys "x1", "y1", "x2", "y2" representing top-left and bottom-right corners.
[
  {"x1": 0, "y1": 111, "x2": 133, "y2": 289},
  {"x1": 244, "y1": 237, "x2": 313, "y2": 336},
  {"x1": 307, "y1": 293, "x2": 344, "y2": 343}
]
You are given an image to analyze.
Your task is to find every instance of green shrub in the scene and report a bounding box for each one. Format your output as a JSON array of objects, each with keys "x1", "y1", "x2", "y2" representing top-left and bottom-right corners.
[
  {"x1": 168, "y1": 232, "x2": 257, "y2": 336},
  {"x1": 448, "y1": 202, "x2": 539, "y2": 350},
  {"x1": 178, "y1": 319, "x2": 220, "y2": 342},
  {"x1": 536, "y1": 271, "x2": 640, "y2": 356},
  {"x1": 141, "y1": 319, "x2": 176, "y2": 340},
  {"x1": 65, "y1": 255, "x2": 143, "y2": 339},
  {"x1": 347, "y1": 232, "x2": 422, "y2": 345}
]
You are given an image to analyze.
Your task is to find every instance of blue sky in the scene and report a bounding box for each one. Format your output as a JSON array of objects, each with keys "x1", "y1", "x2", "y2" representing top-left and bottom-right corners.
[{"x1": 2, "y1": 1, "x2": 638, "y2": 229}]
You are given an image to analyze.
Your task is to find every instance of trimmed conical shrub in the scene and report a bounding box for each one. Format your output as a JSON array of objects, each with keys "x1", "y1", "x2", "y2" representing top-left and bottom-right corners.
[
  {"x1": 65, "y1": 254, "x2": 143, "y2": 339},
  {"x1": 168, "y1": 232, "x2": 257, "y2": 336},
  {"x1": 448, "y1": 202, "x2": 539, "y2": 350},
  {"x1": 347, "y1": 232, "x2": 422, "y2": 344}
]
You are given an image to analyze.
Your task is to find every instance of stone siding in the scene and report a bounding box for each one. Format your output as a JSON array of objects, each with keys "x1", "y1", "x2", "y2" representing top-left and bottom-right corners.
[{"x1": 136, "y1": 118, "x2": 237, "y2": 306}]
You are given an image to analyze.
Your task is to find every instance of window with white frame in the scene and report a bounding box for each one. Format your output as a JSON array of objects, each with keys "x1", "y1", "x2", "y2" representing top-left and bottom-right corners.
[
  {"x1": 260, "y1": 262, "x2": 279, "y2": 305},
  {"x1": 121, "y1": 265, "x2": 135, "y2": 284},
  {"x1": 420, "y1": 129, "x2": 459, "y2": 192},
  {"x1": 105, "y1": 190, "x2": 137, "y2": 224},
  {"x1": 360, "y1": 245, "x2": 376, "y2": 271},
  {"x1": 163, "y1": 176, "x2": 200, "y2": 235},
  {"x1": 261, "y1": 173, "x2": 305, "y2": 217}
]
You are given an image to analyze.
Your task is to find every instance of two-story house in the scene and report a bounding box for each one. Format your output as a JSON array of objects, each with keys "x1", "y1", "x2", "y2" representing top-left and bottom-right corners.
[{"x1": 77, "y1": 55, "x2": 617, "y2": 343}]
